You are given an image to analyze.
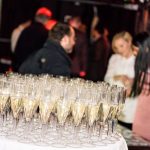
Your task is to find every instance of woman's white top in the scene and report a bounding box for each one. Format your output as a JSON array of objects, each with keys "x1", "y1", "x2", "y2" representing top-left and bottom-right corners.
[
  {"x1": 104, "y1": 54, "x2": 135, "y2": 86},
  {"x1": 104, "y1": 54, "x2": 137, "y2": 123}
]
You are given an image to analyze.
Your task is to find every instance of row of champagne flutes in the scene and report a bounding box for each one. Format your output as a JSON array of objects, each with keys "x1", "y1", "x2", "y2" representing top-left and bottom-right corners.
[{"x1": 0, "y1": 73, "x2": 126, "y2": 147}]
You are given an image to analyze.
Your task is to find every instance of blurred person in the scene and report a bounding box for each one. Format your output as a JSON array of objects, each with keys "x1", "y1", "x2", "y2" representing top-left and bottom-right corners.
[
  {"x1": 88, "y1": 23, "x2": 111, "y2": 81},
  {"x1": 12, "y1": 7, "x2": 52, "y2": 71},
  {"x1": 45, "y1": 19, "x2": 57, "y2": 30},
  {"x1": 78, "y1": 23, "x2": 87, "y2": 33},
  {"x1": 68, "y1": 16, "x2": 88, "y2": 78},
  {"x1": 90, "y1": 6, "x2": 99, "y2": 42},
  {"x1": 19, "y1": 22, "x2": 75, "y2": 76},
  {"x1": 11, "y1": 20, "x2": 31, "y2": 53},
  {"x1": 130, "y1": 36, "x2": 150, "y2": 141},
  {"x1": 132, "y1": 32, "x2": 149, "y2": 56},
  {"x1": 104, "y1": 31, "x2": 136, "y2": 129}
]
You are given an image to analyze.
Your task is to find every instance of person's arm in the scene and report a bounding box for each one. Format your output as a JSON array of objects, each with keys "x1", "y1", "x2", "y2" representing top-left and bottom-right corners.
[
  {"x1": 123, "y1": 76, "x2": 134, "y2": 96},
  {"x1": 114, "y1": 75, "x2": 127, "y2": 82},
  {"x1": 104, "y1": 55, "x2": 116, "y2": 83},
  {"x1": 90, "y1": 6, "x2": 99, "y2": 41}
]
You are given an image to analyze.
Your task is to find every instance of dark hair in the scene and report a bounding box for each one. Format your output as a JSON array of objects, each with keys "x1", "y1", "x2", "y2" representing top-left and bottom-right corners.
[
  {"x1": 131, "y1": 36, "x2": 150, "y2": 97},
  {"x1": 69, "y1": 16, "x2": 81, "y2": 23},
  {"x1": 35, "y1": 14, "x2": 50, "y2": 23},
  {"x1": 48, "y1": 22, "x2": 71, "y2": 43},
  {"x1": 95, "y1": 23, "x2": 105, "y2": 34},
  {"x1": 133, "y1": 32, "x2": 149, "y2": 47}
]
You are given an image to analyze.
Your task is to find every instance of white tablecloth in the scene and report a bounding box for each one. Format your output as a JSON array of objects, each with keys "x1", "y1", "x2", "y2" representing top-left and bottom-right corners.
[
  {"x1": 0, "y1": 117, "x2": 128, "y2": 150},
  {"x1": 0, "y1": 134, "x2": 128, "y2": 150}
]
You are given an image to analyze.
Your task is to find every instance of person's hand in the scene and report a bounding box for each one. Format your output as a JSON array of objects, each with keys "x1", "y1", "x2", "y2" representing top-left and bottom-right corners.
[
  {"x1": 132, "y1": 45, "x2": 139, "y2": 56},
  {"x1": 114, "y1": 75, "x2": 133, "y2": 87},
  {"x1": 114, "y1": 75, "x2": 133, "y2": 97},
  {"x1": 114, "y1": 75, "x2": 125, "y2": 82},
  {"x1": 122, "y1": 75, "x2": 133, "y2": 88},
  {"x1": 126, "y1": 87, "x2": 132, "y2": 97}
]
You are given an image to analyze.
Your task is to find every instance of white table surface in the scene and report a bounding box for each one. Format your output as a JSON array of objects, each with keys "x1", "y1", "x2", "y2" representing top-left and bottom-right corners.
[
  {"x1": 0, "y1": 118, "x2": 128, "y2": 150},
  {"x1": 0, "y1": 136, "x2": 128, "y2": 150}
]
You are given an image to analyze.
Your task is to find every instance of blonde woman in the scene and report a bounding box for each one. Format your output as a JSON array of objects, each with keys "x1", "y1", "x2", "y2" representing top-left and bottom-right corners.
[{"x1": 104, "y1": 31, "x2": 137, "y2": 129}]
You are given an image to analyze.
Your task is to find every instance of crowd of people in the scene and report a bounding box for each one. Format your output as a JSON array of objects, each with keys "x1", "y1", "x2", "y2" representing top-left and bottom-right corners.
[{"x1": 3, "y1": 6, "x2": 150, "y2": 142}]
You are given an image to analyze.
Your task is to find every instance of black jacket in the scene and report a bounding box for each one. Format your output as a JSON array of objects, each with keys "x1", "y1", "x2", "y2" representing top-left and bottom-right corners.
[
  {"x1": 19, "y1": 39, "x2": 72, "y2": 76},
  {"x1": 12, "y1": 22, "x2": 48, "y2": 71}
]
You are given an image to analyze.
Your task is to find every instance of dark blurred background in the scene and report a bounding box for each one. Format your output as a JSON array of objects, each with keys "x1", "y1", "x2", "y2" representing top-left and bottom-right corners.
[{"x1": 0, "y1": 0, "x2": 150, "y2": 72}]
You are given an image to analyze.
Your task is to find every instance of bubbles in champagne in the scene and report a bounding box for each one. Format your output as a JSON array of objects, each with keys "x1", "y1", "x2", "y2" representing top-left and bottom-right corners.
[
  {"x1": 56, "y1": 99, "x2": 72, "y2": 125},
  {"x1": 99, "y1": 103, "x2": 110, "y2": 122},
  {"x1": 72, "y1": 101, "x2": 86, "y2": 126},
  {"x1": 23, "y1": 98, "x2": 39, "y2": 122},
  {"x1": 39, "y1": 100, "x2": 55, "y2": 124},
  {"x1": 0, "y1": 95, "x2": 9, "y2": 114},
  {"x1": 87, "y1": 104, "x2": 99, "y2": 126},
  {"x1": 11, "y1": 97, "x2": 23, "y2": 119}
]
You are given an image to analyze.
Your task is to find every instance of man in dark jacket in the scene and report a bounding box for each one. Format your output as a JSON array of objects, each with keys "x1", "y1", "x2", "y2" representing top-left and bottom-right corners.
[{"x1": 19, "y1": 22, "x2": 75, "y2": 77}]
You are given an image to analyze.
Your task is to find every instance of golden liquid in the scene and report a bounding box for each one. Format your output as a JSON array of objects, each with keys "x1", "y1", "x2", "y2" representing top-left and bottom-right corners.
[
  {"x1": 99, "y1": 103, "x2": 110, "y2": 122},
  {"x1": 39, "y1": 100, "x2": 55, "y2": 124},
  {"x1": 56, "y1": 100, "x2": 71, "y2": 125},
  {"x1": 116, "y1": 103, "x2": 124, "y2": 118},
  {"x1": 23, "y1": 98, "x2": 39, "y2": 122},
  {"x1": 72, "y1": 101, "x2": 86, "y2": 126},
  {"x1": 109, "y1": 105, "x2": 118, "y2": 119},
  {"x1": 0, "y1": 95, "x2": 9, "y2": 113},
  {"x1": 103, "y1": 103, "x2": 111, "y2": 121},
  {"x1": 51, "y1": 99, "x2": 58, "y2": 113},
  {"x1": 88, "y1": 104, "x2": 99, "y2": 126},
  {"x1": 118, "y1": 103, "x2": 124, "y2": 112},
  {"x1": 11, "y1": 97, "x2": 23, "y2": 118}
]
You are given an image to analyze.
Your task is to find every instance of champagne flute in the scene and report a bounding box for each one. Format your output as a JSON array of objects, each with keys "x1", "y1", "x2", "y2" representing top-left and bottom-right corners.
[
  {"x1": 52, "y1": 86, "x2": 71, "y2": 147},
  {"x1": 98, "y1": 91, "x2": 111, "y2": 140},
  {"x1": 21, "y1": 84, "x2": 39, "y2": 143},
  {"x1": 70, "y1": 97, "x2": 86, "y2": 147},
  {"x1": 0, "y1": 78, "x2": 11, "y2": 134},
  {"x1": 10, "y1": 83, "x2": 24, "y2": 127},
  {"x1": 38, "y1": 87, "x2": 55, "y2": 145}
]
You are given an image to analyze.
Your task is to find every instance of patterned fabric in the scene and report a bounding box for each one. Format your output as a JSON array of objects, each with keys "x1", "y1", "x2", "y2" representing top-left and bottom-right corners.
[
  {"x1": 140, "y1": 71, "x2": 150, "y2": 95},
  {"x1": 133, "y1": 71, "x2": 150, "y2": 141}
]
